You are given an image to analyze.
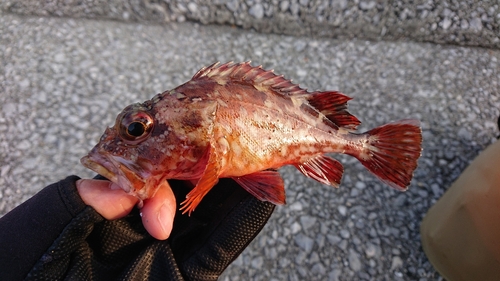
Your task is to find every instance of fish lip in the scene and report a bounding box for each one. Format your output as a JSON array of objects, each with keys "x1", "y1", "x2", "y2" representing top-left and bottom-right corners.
[
  {"x1": 81, "y1": 148, "x2": 163, "y2": 200},
  {"x1": 80, "y1": 152, "x2": 137, "y2": 194},
  {"x1": 81, "y1": 155, "x2": 117, "y2": 181}
]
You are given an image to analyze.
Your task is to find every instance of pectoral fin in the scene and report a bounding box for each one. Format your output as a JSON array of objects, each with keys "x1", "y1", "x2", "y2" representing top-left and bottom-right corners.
[
  {"x1": 232, "y1": 170, "x2": 286, "y2": 205},
  {"x1": 180, "y1": 143, "x2": 221, "y2": 216}
]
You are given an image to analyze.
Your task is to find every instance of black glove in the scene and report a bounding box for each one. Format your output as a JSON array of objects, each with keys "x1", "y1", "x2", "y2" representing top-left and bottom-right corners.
[{"x1": 23, "y1": 177, "x2": 275, "y2": 280}]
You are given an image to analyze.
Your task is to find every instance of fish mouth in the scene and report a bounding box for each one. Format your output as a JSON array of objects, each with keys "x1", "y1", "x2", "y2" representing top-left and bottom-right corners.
[
  {"x1": 80, "y1": 150, "x2": 147, "y2": 197},
  {"x1": 81, "y1": 155, "x2": 119, "y2": 185}
]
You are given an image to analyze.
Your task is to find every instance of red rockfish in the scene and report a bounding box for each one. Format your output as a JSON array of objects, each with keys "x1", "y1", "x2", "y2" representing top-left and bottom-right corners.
[{"x1": 81, "y1": 62, "x2": 422, "y2": 215}]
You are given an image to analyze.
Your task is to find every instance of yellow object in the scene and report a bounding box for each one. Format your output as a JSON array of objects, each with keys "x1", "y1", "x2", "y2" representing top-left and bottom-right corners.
[{"x1": 421, "y1": 140, "x2": 500, "y2": 280}]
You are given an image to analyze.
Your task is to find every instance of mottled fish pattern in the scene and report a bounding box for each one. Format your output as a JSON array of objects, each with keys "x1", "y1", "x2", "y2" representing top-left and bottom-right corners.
[{"x1": 81, "y1": 62, "x2": 422, "y2": 215}]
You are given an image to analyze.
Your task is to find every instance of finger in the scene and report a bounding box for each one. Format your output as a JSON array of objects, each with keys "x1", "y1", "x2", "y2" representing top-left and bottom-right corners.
[
  {"x1": 76, "y1": 179, "x2": 139, "y2": 220},
  {"x1": 140, "y1": 181, "x2": 176, "y2": 240}
]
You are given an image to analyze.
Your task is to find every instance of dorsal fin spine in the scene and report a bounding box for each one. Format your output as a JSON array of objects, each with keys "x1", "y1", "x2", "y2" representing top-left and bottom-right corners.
[
  {"x1": 271, "y1": 80, "x2": 292, "y2": 89},
  {"x1": 254, "y1": 69, "x2": 275, "y2": 83},
  {"x1": 261, "y1": 75, "x2": 283, "y2": 86},
  {"x1": 192, "y1": 61, "x2": 220, "y2": 79},
  {"x1": 191, "y1": 62, "x2": 360, "y2": 129},
  {"x1": 229, "y1": 62, "x2": 250, "y2": 78},
  {"x1": 217, "y1": 66, "x2": 234, "y2": 77},
  {"x1": 192, "y1": 62, "x2": 309, "y2": 97},
  {"x1": 242, "y1": 65, "x2": 263, "y2": 80}
]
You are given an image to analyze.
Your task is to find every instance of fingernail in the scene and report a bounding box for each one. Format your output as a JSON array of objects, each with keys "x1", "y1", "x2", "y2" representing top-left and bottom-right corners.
[{"x1": 158, "y1": 204, "x2": 174, "y2": 239}]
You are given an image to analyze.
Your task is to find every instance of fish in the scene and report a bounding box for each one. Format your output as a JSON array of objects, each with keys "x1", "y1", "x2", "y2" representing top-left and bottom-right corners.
[{"x1": 81, "y1": 61, "x2": 422, "y2": 215}]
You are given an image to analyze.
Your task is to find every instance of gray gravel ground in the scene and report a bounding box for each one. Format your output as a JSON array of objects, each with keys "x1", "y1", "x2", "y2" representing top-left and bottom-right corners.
[
  {"x1": 0, "y1": 9, "x2": 499, "y2": 281},
  {"x1": 2, "y1": 0, "x2": 499, "y2": 49}
]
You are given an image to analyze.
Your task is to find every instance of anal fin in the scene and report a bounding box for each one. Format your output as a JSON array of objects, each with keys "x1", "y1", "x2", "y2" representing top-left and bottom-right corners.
[
  {"x1": 294, "y1": 155, "x2": 344, "y2": 187},
  {"x1": 232, "y1": 170, "x2": 286, "y2": 205}
]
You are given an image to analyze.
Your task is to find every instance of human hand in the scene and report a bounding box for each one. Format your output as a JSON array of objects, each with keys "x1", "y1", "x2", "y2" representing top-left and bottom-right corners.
[
  {"x1": 76, "y1": 178, "x2": 176, "y2": 240},
  {"x1": 30, "y1": 177, "x2": 275, "y2": 280}
]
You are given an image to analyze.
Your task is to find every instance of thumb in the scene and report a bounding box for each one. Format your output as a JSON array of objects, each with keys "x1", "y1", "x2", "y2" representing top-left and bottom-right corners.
[
  {"x1": 76, "y1": 179, "x2": 139, "y2": 220},
  {"x1": 140, "y1": 181, "x2": 177, "y2": 240}
]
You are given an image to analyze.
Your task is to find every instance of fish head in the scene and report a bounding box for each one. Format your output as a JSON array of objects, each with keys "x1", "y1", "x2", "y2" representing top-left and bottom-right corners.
[{"x1": 81, "y1": 101, "x2": 181, "y2": 200}]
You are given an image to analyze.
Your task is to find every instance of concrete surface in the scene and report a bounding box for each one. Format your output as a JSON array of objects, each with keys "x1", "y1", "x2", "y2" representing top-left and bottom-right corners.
[
  {"x1": 0, "y1": 4, "x2": 499, "y2": 281},
  {"x1": 1, "y1": 0, "x2": 499, "y2": 49}
]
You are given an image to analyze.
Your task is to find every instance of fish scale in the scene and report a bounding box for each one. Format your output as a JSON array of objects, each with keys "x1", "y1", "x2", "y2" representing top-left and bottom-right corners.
[{"x1": 81, "y1": 61, "x2": 422, "y2": 215}]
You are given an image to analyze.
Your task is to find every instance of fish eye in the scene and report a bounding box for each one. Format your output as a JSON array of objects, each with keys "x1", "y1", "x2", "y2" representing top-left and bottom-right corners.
[
  {"x1": 119, "y1": 111, "x2": 154, "y2": 143},
  {"x1": 127, "y1": 122, "x2": 147, "y2": 137}
]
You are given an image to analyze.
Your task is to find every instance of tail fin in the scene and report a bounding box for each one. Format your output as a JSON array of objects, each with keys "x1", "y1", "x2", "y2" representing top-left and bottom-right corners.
[{"x1": 353, "y1": 119, "x2": 422, "y2": 190}]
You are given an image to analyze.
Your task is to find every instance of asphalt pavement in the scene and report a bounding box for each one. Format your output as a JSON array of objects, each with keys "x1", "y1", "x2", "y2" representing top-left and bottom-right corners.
[
  {"x1": 0, "y1": 3, "x2": 499, "y2": 281},
  {"x1": 2, "y1": 0, "x2": 499, "y2": 48}
]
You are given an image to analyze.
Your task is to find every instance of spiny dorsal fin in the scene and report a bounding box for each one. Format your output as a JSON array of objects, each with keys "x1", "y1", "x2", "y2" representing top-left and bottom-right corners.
[
  {"x1": 193, "y1": 62, "x2": 360, "y2": 130},
  {"x1": 192, "y1": 61, "x2": 308, "y2": 96}
]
